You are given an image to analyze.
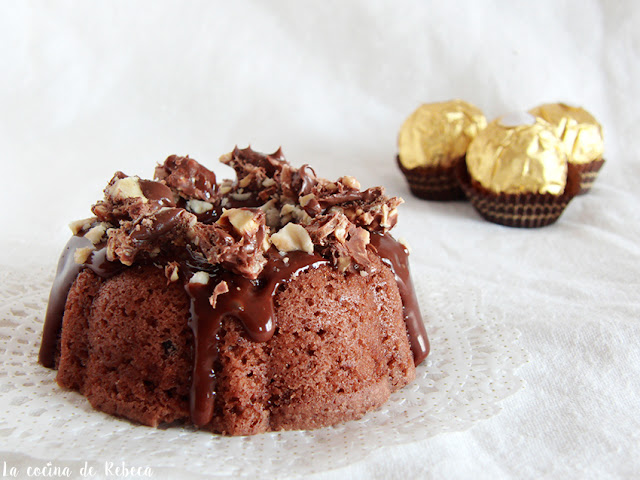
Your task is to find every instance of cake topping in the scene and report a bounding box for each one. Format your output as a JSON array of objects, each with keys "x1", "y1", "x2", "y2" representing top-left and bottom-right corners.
[
  {"x1": 107, "y1": 207, "x2": 196, "y2": 267},
  {"x1": 398, "y1": 99, "x2": 487, "y2": 170},
  {"x1": 88, "y1": 147, "x2": 404, "y2": 278},
  {"x1": 466, "y1": 115, "x2": 568, "y2": 195},
  {"x1": 92, "y1": 172, "x2": 177, "y2": 223},
  {"x1": 194, "y1": 208, "x2": 270, "y2": 278},
  {"x1": 154, "y1": 154, "x2": 218, "y2": 202},
  {"x1": 165, "y1": 262, "x2": 180, "y2": 283},
  {"x1": 529, "y1": 102, "x2": 604, "y2": 164},
  {"x1": 221, "y1": 147, "x2": 402, "y2": 233}
]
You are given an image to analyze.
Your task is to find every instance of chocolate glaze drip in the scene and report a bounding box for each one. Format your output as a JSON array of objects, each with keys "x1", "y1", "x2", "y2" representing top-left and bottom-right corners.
[
  {"x1": 184, "y1": 233, "x2": 429, "y2": 427},
  {"x1": 185, "y1": 249, "x2": 328, "y2": 426},
  {"x1": 38, "y1": 236, "x2": 124, "y2": 368},
  {"x1": 369, "y1": 233, "x2": 430, "y2": 366}
]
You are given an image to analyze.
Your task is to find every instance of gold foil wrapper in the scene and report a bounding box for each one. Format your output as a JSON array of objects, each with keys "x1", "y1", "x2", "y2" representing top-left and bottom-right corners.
[
  {"x1": 529, "y1": 103, "x2": 604, "y2": 164},
  {"x1": 398, "y1": 99, "x2": 487, "y2": 170},
  {"x1": 466, "y1": 113, "x2": 568, "y2": 195}
]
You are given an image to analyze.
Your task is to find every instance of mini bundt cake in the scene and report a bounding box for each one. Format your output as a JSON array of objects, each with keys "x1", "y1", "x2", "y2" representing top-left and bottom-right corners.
[{"x1": 39, "y1": 147, "x2": 430, "y2": 435}]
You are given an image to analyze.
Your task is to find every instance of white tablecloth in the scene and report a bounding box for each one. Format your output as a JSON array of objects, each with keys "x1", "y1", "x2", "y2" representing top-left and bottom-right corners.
[{"x1": 1, "y1": 1, "x2": 638, "y2": 478}]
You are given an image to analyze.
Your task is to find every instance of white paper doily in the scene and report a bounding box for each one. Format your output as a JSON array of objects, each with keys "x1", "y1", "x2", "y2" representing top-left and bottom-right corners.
[{"x1": 0, "y1": 263, "x2": 527, "y2": 477}]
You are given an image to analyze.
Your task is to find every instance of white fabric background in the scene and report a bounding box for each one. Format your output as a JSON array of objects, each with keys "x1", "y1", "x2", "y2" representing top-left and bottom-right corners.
[{"x1": 1, "y1": 1, "x2": 639, "y2": 478}]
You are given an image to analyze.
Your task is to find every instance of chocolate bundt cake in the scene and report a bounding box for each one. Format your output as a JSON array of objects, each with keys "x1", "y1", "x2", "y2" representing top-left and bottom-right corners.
[{"x1": 39, "y1": 147, "x2": 430, "y2": 435}]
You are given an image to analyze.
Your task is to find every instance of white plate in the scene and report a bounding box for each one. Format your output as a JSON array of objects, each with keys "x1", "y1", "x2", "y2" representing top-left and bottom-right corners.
[{"x1": 0, "y1": 263, "x2": 527, "y2": 476}]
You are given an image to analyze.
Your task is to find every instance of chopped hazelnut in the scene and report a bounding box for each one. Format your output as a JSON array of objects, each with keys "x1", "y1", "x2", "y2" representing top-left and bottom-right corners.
[
  {"x1": 337, "y1": 256, "x2": 351, "y2": 272},
  {"x1": 334, "y1": 225, "x2": 347, "y2": 243},
  {"x1": 68, "y1": 217, "x2": 97, "y2": 236},
  {"x1": 219, "y1": 208, "x2": 260, "y2": 236},
  {"x1": 187, "y1": 199, "x2": 214, "y2": 214},
  {"x1": 340, "y1": 175, "x2": 361, "y2": 190},
  {"x1": 107, "y1": 176, "x2": 148, "y2": 202},
  {"x1": 280, "y1": 203, "x2": 313, "y2": 225},
  {"x1": 230, "y1": 192, "x2": 252, "y2": 201},
  {"x1": 380, "y1": 204, "x2": 391, "y2": 229},
  {"x1": 299, "y1": 193, "x2": 315, "y2": 207},
  {"x1": 190, "y1": 271, "x2": 210, "y2": 285},
  {"x1": 270, "y1": 223, "x2": 314, "y2": 254},
  {"x1": 261, "y1": 199, "x2": 281, "y2": 228},
  {"x1": 165, "y1": 263, "x2": 180, "y2": 283},
  {"x1": 84, "y1": 223, "x2": 108, "y2": 245},
  {"x1": 73, "y1": 246, "x2": 95, "y2": 265},
  {"x1": 218, "y1": 152, "x2": 232, "y2": 163},
  {"x1": 218, "y1": 181, "x2": 233, "y2": 195},
  {"x1": 238, "y1": 175, "x2": 252, "y2": 188}
]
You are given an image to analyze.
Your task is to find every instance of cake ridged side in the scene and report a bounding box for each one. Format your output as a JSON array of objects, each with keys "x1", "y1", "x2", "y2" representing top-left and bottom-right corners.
[{"x1": 56, "y1": 258, "x2": 415, "y2": 435}]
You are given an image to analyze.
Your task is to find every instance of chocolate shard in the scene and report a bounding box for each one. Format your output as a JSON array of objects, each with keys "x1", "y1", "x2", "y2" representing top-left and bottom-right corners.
[
  {"x1": 107, "y1": 207, "x2": 197, "y2": 266},
  {"x1": 305, "y1": 212, "x2": 371, "y2": 273},
  {"x1": 221, "y1": 146, "x2": 288, "y2": 181},
  {"x1": 155, "y1": 155, "x2": 218, "y2": 202},
  {"x1": 92, "y1": 172, "x2": 177, "y2": 224},
  {"x1": 338, "y1": 188, "x2": 403, "y2": 232},
  {"x1": 191, "y1": 208, "x2": 269, "y2": 279}
]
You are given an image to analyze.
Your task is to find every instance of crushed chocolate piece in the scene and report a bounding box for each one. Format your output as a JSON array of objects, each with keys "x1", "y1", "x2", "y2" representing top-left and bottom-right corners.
[
  {"x1": 338, "y1": 190, "x2": 403, "y2": 231},
  {"x1": 191, "y1": 208, "x2": 269, "y2": 279},
  {"x1": 220, "y1": 147, "x2": 287, "y2": 203},
  {"x1": 93, "y1": 172, "x2": 177, "y2": 224},
  {"x1": 155, "y1": 155, "x2": 218, "y2": 202},
  {"x1": 107, "y1": 208, "x2": 196, "y2": 266},
  {"x1": 305, "y1": 212, "x2": 371, "y2": 273}
]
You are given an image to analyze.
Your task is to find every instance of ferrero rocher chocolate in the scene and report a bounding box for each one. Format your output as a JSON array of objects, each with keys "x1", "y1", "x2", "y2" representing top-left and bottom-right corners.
[
  {"x1": 398, "y1": 99, "x2": 487, "y2": 170},
  {"x1": 466, "y1": 112, "x2": 568, "y2": 195},
  {"x1": 529, "y1": 103, "x2": 604, "y2": 164}
]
